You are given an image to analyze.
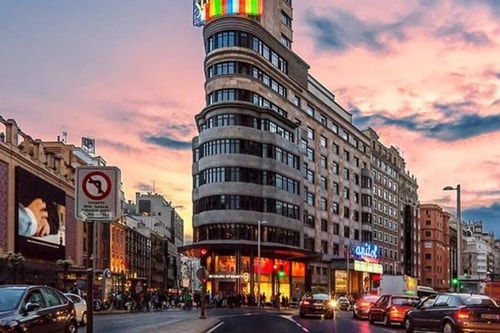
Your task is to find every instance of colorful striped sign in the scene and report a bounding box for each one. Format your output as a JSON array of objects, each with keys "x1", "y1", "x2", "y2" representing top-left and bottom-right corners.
[{"x1": 193, "y1": 0, "x2": 263, "y2": 27}]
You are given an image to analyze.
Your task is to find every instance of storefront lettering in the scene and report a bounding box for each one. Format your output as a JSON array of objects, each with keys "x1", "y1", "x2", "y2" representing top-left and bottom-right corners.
[{"x1": 353, "y1": 243, "x2": 379, "y2": 259}]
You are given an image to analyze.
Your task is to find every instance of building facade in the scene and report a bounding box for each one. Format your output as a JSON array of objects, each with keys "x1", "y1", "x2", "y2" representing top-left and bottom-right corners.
[
  {"x1": 363, "y1": 128, "x2": 420, "y2": 278},
  {"x1": 419, "y1": 204, "x2": 451, "y2": 291},
  {"x1": 186, "y1": 1, "x2": 396, "y2": 299}
]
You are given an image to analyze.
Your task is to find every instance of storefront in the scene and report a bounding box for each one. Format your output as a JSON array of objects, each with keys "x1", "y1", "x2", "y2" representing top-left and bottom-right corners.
[{"x1": 203, "y1": 253, "x2": 305, "y2": 300}]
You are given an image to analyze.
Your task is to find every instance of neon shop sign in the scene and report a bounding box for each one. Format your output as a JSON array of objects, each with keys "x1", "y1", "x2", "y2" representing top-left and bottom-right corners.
[{"x1": 352, "y1": 243, "x2": 379, "y2": 261}]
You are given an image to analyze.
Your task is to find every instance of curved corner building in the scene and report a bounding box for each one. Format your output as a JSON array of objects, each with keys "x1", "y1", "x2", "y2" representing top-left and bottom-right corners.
[{"x1": 187, "y1": 0, "x2": 375, "y2": 300}]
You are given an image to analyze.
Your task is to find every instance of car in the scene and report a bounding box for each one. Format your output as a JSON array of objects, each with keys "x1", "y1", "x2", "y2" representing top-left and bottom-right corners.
[
  {"x1": 369, "y1": 294, "x2": 420, "y2": 327},
  {"x1": 0, "y1": 284, "x2": 78, "y2": 333},
  {"x1": 336, "y1": 296, "x2": 351, "y2": 311},
  {"x1": 353, "y1": 294, "x2": 380, "y2": 319},
  {"x1": 64, "y1": 293, "x2": 87, "y2": 326},
  {"x1": 404, "y1": 293, "x2": 500, "y2": 333},
  {"x1": 299, "y1": 293, "x2": 335, "y2": 318}
]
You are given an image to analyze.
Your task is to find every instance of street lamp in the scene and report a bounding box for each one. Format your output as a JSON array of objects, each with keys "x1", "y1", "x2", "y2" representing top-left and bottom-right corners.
[
  {"x1": 257, "y1": 220, "x2": 267, "y2": 308},
  {"x1": 443, "y1": 184, "x2": 462, "y2": 280}
]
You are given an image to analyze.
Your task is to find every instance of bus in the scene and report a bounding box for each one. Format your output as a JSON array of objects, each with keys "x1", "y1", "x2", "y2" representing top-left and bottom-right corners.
[{"x1": 416, "y1": 286, "x2": 437, "y2": 298}]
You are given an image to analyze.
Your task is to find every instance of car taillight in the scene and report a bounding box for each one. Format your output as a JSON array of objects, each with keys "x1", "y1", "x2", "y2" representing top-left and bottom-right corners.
[
  {"x1": 457, "y1": 308, "x2": 470, "y2": 320},
  {"x1": 390, "y1": 306, "x2": 399, "y2": 313},
  {"x1": 361, "y1": 302, "x2": 371, "y2": 307},
  {"x1": 303, "y1": 300, "x2": 310, "y2": 305}
]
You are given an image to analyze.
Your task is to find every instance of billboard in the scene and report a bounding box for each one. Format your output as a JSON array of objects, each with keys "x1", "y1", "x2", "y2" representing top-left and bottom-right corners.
[
  {"x1": 15, "y1": 167, "x2": 65, "y2": 259},
  {"x1": 193, "y1": 0, "x2": 263, "y2": 27}
]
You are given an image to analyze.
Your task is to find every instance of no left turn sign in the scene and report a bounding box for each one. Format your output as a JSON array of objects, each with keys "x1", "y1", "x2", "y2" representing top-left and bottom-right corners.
[
  {"x1": 76, "y1": 166, "x2": 121, "y2": 221},
  {"x1": 82, "y1": 171, "x2": 112, "y2": 200}
]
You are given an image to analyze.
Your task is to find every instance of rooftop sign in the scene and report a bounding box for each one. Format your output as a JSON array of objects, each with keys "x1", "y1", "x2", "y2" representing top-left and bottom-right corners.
[{"x1": 193, "y1": 0, "x2": 263, "y2": 27}]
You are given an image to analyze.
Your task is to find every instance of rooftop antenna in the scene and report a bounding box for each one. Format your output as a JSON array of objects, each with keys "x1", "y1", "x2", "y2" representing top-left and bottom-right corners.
[
  {"x1": 62, "y1": 131, "x2": 68, "y2": 143},
  {"x1": 153, "y1": 180, "x2": 155, "y2": 193}
]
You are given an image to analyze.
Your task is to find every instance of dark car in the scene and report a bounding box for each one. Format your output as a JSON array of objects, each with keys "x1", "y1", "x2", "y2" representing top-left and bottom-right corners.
[
  {"x1": 353, "y1": 294, "x2": 380, "y2": 319},
  {"x1": 299, "y1": 293, "x2": 335, "y2": 318},
  {"x1": 0, "y1": 285, "x2": 78, "y2": 333},
  {"x1": 369, "y1": 294, "x2": 420, "y2": 327},
  {"x1": 404, "y1": 293, "x2": 500, "y2": 333}
]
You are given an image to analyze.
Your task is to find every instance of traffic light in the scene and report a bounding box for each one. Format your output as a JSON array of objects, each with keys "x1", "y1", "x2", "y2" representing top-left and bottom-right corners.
[
  {"x1": 200, "y1": 248, "x2": 208, "y2": 267},
  {"x1": 372, "y1": 274, "x2": 381, "y2": 288},
  {"x1": 452, "y1": 277, "x2": 458, "y2": 285},
  {"x1": 278, "y1": 264, "x2": 285, "y2": 278}
]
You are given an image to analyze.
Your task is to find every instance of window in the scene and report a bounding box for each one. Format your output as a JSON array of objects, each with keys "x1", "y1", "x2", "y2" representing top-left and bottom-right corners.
[
  {"x1": 425, "y1": 253, "x2": 432, "y2": 260},
  {"x1": 321, "y1": 219, "x2": 327, "y2": 232},
  {"x1": 320, "y1": 197, "x2": 327, "y2": 210},
  {"x1": 320, "y1": 135, "x2": 327, "y2": 148},
  {"x1": 344, "y1": 207, "x2": 350, "y2": 218},
  {"x1": 320, "y1": 176, "x2": 327, "y2": 190},
  {"x1": 280, "y1": 11, "x2": 292, "y2": 27},
  {"x1": 343, "y1": 187, "x2": 350, "y2": 200},
  {"x1": 305, "y1": 190, "x2": 315, "y2": 206},
  {"x1": 343, "y1": 168, "x2": 350, "y2": 180},
  {"x1": 321, "y1": 241, "x2": 328, "y2": 254},
  {"x1": 425, "y1": 230, "x2": 432, "y2": 237},
  {"x1": 332, "y1": 202, "x2": 339, "y2": 214},
  {"x1": 280, "y1": 34, "x2": 291, "y2": 48},
  {"x1": 426, "y1": 220, "x2": 431, "y2": 225},
  {"x1": 332, "y1": 162, "x2": 339, "y2": 174},
  {"x1": 332, "y1": 143, "x2": 339, "y2": 154},
  {"x1": 333, "y1": 223, "x2": 340, "y2": 235},
  {"x1": 320, "y1": 114, "x2": 327, "y2": 126},
  {"x1": 306, "y1": 168, "x2": 314, "y2": 183},
  {"x1": 306, "y1": 147, "x2": 315, "y2": 161},
  {"x1": 344, "y1": 226, "x2": 350, "y2": 238},
  {"x1": 320, "y1": 155, "x2": 327, "y2": 169},
  {"x1": 306, "y1": 105, "x2": 315, "y2": 117},
  {"x1": 343, "y1": 150, "x2": 350, "y2": 161},
  {"x1": 44, "y1": 288, "x2": 63, "y2": 307},
  {"x1": 332, "y1": 182, "x2": 339, "y2": 195},
  {"x1": 293, "y1": 95, "x2": 301, "y2": 107},
  {"x1": 307, "y1": 127, "x2": 315, "y2": 140}
]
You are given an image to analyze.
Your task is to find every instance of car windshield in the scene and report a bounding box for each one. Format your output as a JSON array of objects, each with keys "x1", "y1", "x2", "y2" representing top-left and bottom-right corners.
[
  {"x1": 392, "y1": 297, "x2": 420, "y2": 306},
  {"x1": 0, "y1": 288, "x2": 24, "y2": 312},
  {"x1": 459, "y1": 295, "x2": 499, "y2": 308}
]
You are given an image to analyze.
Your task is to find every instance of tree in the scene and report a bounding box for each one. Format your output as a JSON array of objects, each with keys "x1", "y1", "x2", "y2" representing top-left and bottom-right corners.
[
  {"x1": 5, "y1": 252, "x2": 25, "y2": 283},
  {"x1": 56, "y1": 258, "x2": 74, "y2": 287}
]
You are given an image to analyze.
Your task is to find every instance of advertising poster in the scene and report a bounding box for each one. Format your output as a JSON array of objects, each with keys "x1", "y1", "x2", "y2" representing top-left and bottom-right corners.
[{"x1": 15, "y1": 166, "x2": 65, "y2": 259}]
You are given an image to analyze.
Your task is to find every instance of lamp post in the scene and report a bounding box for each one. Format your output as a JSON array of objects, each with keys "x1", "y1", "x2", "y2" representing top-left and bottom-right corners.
[
  {"x1": 443, "y1": 184, "x2": 462, "y2": 283},
  {"x1": 257, "y1": 220, "x2": 267, "y2": 308}
]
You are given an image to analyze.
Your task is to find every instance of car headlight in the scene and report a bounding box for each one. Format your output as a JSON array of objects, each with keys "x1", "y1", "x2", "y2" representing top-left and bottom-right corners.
[{"x1": 330, "y1": 300, "x2": 337, "y2": 308}]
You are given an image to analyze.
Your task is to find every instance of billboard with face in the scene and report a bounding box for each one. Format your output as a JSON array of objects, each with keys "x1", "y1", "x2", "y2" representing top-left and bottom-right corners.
[{"x1": 15, "y1": 166, "x2": 65, "y2": 259}]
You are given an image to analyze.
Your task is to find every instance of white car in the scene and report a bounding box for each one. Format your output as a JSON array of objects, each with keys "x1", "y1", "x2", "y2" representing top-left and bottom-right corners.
[{"x1": 65, "y1": 293, "x2": 87, "y2": 326}]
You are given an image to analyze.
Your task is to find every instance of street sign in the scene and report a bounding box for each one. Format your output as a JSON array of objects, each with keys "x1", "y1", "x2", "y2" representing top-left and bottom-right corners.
[{"x1": 75, "y1": 166, "x2": 121, "y2": 221}]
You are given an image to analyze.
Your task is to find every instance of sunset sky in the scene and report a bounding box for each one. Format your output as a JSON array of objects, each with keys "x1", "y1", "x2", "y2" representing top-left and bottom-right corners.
[{"x1": 1, "y1": 0, "x2": 499, "y2": 242}]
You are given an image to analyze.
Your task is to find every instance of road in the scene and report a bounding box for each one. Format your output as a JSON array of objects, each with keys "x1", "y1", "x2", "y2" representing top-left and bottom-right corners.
[
  {"x1": 211, "y1": 309, "x2": 406, "y2": 333},
  {"x1": 78, "y1": 307, "x2": 407, "y2": 333}
]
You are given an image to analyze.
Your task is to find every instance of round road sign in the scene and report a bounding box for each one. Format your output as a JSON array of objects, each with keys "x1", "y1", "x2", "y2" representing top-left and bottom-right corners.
[{"x1": 82, "y1": 171, "x2": 112, "y2": 200}]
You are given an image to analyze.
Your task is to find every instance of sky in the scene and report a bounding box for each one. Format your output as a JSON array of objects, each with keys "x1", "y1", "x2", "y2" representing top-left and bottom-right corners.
[{"x1": 1, "y1": 0, "x2": 499, "y2": 242}]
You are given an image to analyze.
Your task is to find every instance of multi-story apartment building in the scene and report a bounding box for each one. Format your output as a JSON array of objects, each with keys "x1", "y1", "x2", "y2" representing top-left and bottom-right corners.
[
  {"x1": 123, "y1": 193, "x2": 184, "y2": 290},
  {"x1": 419, "y1": 204, "x2": 451, "y2": 291},
  {"x1": 186, "y1": 0, "x2": 397, "y2": 299},
  {"x1": 363, "y1": 129, "x2": 419, "y2": 278}
]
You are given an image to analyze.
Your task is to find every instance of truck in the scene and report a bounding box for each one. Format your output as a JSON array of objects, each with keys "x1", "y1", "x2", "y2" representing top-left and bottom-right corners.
[{"x1": 377, "y1": 275, "x2": 417, "y2": 296}]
